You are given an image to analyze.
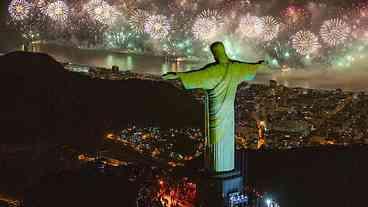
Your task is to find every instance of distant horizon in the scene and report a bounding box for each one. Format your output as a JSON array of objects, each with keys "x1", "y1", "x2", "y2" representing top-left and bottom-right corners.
[{"x1": 8, "y1": 42, "x2": 366, "y2": 92}]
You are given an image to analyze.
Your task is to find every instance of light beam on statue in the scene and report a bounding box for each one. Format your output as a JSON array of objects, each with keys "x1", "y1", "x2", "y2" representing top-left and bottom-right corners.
[{"x1": 163, "y1": 42, "x2": 266, "y2": 173}]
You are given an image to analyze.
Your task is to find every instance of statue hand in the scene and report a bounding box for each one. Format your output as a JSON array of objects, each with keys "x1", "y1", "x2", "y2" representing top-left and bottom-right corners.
[{"x1": 162, "y1": 72, "x2": 179, "y2": 80}]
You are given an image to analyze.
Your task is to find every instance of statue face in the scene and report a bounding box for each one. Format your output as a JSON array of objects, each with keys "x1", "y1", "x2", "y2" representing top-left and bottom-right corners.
[{"x1": 210, "y1": 42, "x2": 230, "y2": 64}]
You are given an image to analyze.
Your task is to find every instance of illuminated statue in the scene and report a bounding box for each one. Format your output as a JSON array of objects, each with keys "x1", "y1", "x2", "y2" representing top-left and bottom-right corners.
[{"x1": 163, "y1": 42, "x2": 265, "y2": 173}]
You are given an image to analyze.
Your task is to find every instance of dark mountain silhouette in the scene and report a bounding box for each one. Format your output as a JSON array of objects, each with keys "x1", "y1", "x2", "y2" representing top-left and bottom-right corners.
[
  {"x1": 0, "y1": 51, "x2": 203, "y2": 147},
  {"x1": 244, "y1": 145, "x2": 368, "y2": 207},
  {"x1": 24, "y1": 169, "x2": 139, "y2": 207}
]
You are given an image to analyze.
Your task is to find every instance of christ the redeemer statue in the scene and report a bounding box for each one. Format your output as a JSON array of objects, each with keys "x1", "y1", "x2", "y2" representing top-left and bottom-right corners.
[{"x1": 163, "y1": 42, "x2": 265, "y2": 173}]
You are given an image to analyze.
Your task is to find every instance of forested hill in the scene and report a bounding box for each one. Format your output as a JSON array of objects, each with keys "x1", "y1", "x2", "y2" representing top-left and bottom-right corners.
[{"x1": 0, "y1": 52, "x2": 203, "y2": 146}]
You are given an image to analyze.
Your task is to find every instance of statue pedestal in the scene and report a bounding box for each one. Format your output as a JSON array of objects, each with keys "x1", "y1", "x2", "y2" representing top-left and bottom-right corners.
[{"x1": 197, "y1": 170, "x2": 246, "y2": 207}]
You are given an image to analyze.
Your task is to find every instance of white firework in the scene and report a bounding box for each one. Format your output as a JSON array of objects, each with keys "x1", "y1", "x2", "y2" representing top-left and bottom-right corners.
[
  {"x1": 320, "y1": 18, "x2": 350, "y2": 47},
  {"x1": 45, "y1": 1, "x2": 69, "y2": 23},
  {"x1": 8, "y1": 0, "x2": 32, "y2": 21},
  {"x1": 84, "y1": 0, "x2": 119, "y2": 26},
  {"x1": 192, "y1": 9, "x2": 223, "y2": 41},
  {"x1": 260, "y1": 16, "x2": 280, "y2": 41},
  {"x1": 237, "y1": 13, "x2": 264, "y2": 39},
  {"x1": 291, "y1": 30, "x2": 321, "y2": 55},
  {"x1": 128, "y1": 9, "x2": 149, "y2": 34},
  {"x1": 144, "y1": 14, "x2": 171, "y2": 40}
]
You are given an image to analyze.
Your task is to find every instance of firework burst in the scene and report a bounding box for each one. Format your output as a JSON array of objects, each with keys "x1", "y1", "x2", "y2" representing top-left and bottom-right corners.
[
  {"x1": 45, "y1": 1, "x2": 69, "y2": 23},
  {"x1": 320, "y1": 18, "x2": 350, "y2": 47},
  {"x1": 128, "y1": 9, "x2": 149, "y2": 34},
  {"x1": 346, "y1": 3, "x2": 368, "y2": 19},
  {"x1": 83, "y1": 0, "x2": 119, "y2": 26},
  {"x1": 192, "y1": 9, "x2": 223, "y2": 41},
  {"x1": 8, "y1": 0, "x2": 32, "y2": 21},
  {"x1": 104, "y1": 27, "x2": 135, "y2": 49},
  {"x1": 281, "y1": 5, "x2": 311, "y2": 31},
  {"x1": 144, "y1": 14, "x2": 170, "y2": 40},
  {"x1": 169, "y1": 11, "x2": 194, "y2": 37},
  {"x1": 237, "y1": 13, "x2": 263, "y2": 39},
  {"x1": 291, "y1": 30, "x2": 320, "y2": 55},
  {"x1": 260, "y1": 16, "x2": 280, "y2": 42}
]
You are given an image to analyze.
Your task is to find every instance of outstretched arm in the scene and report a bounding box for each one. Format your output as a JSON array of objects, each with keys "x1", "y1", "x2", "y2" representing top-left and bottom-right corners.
[
  {"x1": 162, "y1": 70, "x2": 204, "y2": 89},
  {"x1": 233, "y1": 60, "x2": 268, "y2": 82},
  {"x1": 162, "y1": 64, "x2": 221, "y2": 90}
]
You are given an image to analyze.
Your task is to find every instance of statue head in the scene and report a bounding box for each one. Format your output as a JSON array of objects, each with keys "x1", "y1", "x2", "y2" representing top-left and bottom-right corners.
[{"x1": 210, "y1": 42, "x2": 230, "y2": 64}]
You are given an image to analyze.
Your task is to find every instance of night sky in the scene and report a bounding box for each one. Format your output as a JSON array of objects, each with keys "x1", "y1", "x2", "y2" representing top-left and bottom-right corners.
[
  {"x1": 0, "y1": 0, "x2": 22, "y2": 52},
  {"x1": 0, "y1": 0, "x2": 365, "y2": 52}
]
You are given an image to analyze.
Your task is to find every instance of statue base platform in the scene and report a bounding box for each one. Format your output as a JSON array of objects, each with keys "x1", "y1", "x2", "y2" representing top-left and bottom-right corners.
[{"x1": 197, "y1": 170, "x2": 246, "y2": 207}]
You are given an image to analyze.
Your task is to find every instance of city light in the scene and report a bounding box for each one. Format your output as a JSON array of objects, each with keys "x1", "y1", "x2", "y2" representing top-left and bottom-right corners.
[
  {"x1": 106, "y1": 133, "x2": 114, "y2": 139},
  {"x1": 266, "y1": 198, "x2": 271, "y2": 207}
]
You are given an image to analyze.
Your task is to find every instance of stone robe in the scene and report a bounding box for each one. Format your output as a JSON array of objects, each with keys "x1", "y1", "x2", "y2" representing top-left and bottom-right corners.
[{"x1": 177, "y1": 61, "x2": 261, "y2": 172}]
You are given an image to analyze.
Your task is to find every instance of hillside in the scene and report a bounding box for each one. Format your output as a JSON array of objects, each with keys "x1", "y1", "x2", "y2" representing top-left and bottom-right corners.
[{"x1": 0, "y1": 52, "x2": 203, "y2": 147}]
